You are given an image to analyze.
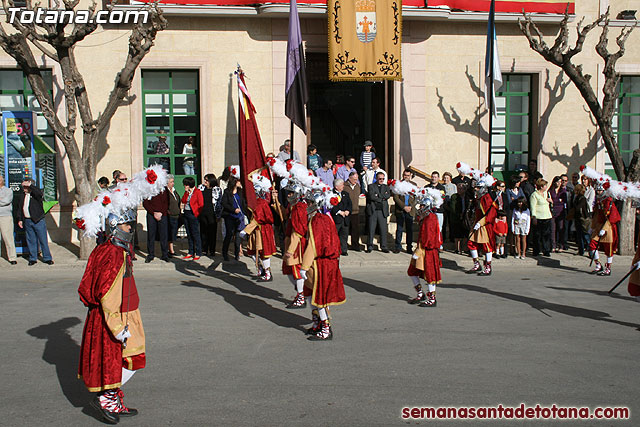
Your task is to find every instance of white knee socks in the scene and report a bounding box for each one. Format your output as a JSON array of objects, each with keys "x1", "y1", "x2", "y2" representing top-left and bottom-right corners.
[
  {"x1": 593, "y1": 250, "x2": 600, "y2": 260},
  {"x1": 427, "y1": 284, "x2": 436, "y2": 293},
  {"x1": 607, "y1": 256, "x2": 613, "y2": 264},
  {"x1": 410, "y1": 276, "x2": 420, "y2": 286},
  {"x1": 261, "y1": 258, "x2": 270, "y2": 269},
  {"x1": 318, "y1": 307, "x2": 328, "y2": 321},
  {"x1": 121, "y1": 368, "x2": 135, "y2": 385},
  {"x1": 485, "y1": 252, "x2": 492, "y2": 262},
  {"x1": 470, "y1": 250, "x2": 478, "y2": 259},
  {"x1": 296, "y1": 278, "x2": 305, "y2": 293}
]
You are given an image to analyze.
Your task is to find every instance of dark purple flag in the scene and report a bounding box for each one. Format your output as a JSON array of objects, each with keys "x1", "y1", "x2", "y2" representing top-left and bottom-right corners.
[{"x1": 285, "y1": 0, "x2": 308, "y2": 134}]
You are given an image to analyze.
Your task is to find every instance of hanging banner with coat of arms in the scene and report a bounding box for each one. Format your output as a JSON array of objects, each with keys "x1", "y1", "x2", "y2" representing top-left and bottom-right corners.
[{"x1": 328, "y1": 0, "x2": 402, "y2": 81}]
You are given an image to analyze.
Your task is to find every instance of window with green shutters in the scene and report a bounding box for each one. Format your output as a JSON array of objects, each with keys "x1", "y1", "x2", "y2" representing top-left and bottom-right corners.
[
  {"x1": 141, "y1": 70, "x2": 200, "y2": 193},
  {"x1": 606, "y1": 76, "x2": 640, "y2": 178},
  {"x1": 490, "y1": 74, "x2": 532, "y2": 181}
]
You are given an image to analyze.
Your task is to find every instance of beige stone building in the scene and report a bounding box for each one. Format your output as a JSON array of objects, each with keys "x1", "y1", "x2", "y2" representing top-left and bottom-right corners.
[{"x1": 0, "y1": 0, "x2": 638, "y2": 244}]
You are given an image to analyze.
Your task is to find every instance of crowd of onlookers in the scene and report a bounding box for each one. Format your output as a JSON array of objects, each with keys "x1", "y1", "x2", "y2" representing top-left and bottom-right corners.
[{"x1": 1, "y1": 139, "x2": 636, "y2": 265}]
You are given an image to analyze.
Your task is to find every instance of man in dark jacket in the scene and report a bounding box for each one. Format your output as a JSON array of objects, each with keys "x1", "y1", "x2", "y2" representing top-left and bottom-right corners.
[
  {"x1": 366, "y1": 172, "x2": 391, "y2": 253},
  {"x1": 143, "y1": 188, "x2": 170, "y2": 262},
  {"x1": 331, "y1": 178, "x2": 352, "y2": 256},
  {"x1": 393, "y1": 169, "x2": 417, "y2": 253},
  {"x1": 15, "y1": 179, "x2": 53, "y2": 265}
]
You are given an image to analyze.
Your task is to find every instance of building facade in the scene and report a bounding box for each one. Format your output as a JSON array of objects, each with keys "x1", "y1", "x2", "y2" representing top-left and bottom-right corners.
[{"x1": 0, "y1": 0, "x2": 638, "y2": 243}]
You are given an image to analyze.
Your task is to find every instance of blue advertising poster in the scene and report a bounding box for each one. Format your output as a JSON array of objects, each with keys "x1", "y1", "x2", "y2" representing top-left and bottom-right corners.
[
  {"x1": 2, "y1": 111, "x2": 36, "y2": 255},
  {"x1": 2, "y1": 111, "x2": 36, "y2": 191}
]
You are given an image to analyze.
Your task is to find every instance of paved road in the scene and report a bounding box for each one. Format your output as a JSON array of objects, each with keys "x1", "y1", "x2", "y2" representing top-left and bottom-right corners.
[{"x1": 1, "y1": 253, "x2": 638, "y2": 426}]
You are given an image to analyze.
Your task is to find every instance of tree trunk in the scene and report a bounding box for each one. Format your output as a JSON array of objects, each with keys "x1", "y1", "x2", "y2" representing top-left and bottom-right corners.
[{"x1": 619, "y1": 199, "x2": 635, "y2": 256}]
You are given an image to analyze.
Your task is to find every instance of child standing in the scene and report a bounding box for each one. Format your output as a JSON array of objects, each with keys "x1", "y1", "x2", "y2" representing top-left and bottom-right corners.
[
  {"x1": 359, "y1": 141, "x2": 376, "y2": 172},
  {"x1": 511, "y1": 196, "x2": 531, "y2": 259},
  {"x1": 307, "y1": 145, "x2": 322, "y2": 172},
  {"x1": 494, "y1": 211, "x2": 508, "y2": 258}
]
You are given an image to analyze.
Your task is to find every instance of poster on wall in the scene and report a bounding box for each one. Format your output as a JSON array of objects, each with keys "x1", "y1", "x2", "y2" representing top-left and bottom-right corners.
[{"x1": 2, "y1": 111, "x2": 35, "y2": 192}]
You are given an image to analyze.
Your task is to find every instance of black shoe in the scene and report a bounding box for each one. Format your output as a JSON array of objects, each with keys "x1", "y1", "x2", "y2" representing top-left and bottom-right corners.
[
  {"x1": 392, "y1": 248, "x2": 400, "y2": 254},
  {"x1": 28, "y1": 260, "x2": 37, "y2": 266},
  {"x1": 381, "y1": 248, "x2": 390, "y2": 253},
  {"x1": 90, "y1": 396, "x2": 119, "y2": 424},
  {"x1": 161, "y1": 256, "x2": 169, "y2": 262},
  {"x1": 45, "y1": 260, "x2": 54, "y2": 265},
  {"x1": 234, "y1": 254, "x2": 240, "y2": 261},
  {"x1": 365, "y1": 247, "x2": 372, "y2": 253},
  {"x1": 543, "y1": 252, "x2": 551, "y2": 257},
  {"x1": 341, "y1": 252, "x2": 348, "y2": 256},
  {"x1": 223, "y1": 255, "x2": 230, "y2": 262},
  {"x1": 144, "y1": 256, "x2": 153, "y2": 263},
  {"x1": 119, "y1": 407, "x2": 138, "y2": 417},
  {"x1": 406, "y1": 248, "x2": 413, "y2": 254},
  {"x1": 10, "y1": 261, "x2": 17, "y2": 265}
]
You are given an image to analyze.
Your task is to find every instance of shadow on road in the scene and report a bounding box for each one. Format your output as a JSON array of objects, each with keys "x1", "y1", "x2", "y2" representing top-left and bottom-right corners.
[
  {"x1": 179, "y1": 280, "x2": 308, "y2": 331},
  {"x1": 26, "y1": 317, "x2": 92, "y2": 407},
  {"x1": 342, "y1": 277, "x2": 408, "y2": 302},
  {"x1": 441, "y1": 257, "x2": 466, "y2": 272},
  {"x1": 447, "y1": 283, "x2": 640, "y2": 331},
  {"x1": 546, "y1": 286, "x2": 637, "y2": 302},
  {"x1": 535, "y1": 256, "x2": 583, "y2": 273}
]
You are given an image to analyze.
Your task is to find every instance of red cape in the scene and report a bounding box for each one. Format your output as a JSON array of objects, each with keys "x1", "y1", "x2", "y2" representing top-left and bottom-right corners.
[
  {"x1": 254, "y1": 198, "x2": 277, "y2": 257},
  {"x1": 407, "y1": 213, "x2": 442, "y2": 284},
  {"x1": 77, "y1": 241, "x2": 126, "y2": 392}
]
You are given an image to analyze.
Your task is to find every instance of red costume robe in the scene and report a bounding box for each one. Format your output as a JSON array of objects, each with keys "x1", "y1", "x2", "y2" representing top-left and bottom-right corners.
[
  {"x1": 78, "y1": 241, "x2": 146, "y2": 392},
  {"x1": 244, "y1": 197, "x2": 277, "y2": 258},
  {"x1": 283, "y1": 201, "x2": 308, "y2": 278},
  {"x1": 407, "y1": 213, "x2": 442, "y2": 284},
  {"x1": 301, "y1": 213, "x2": 346, "y2": 308},
  {"x1": 467, "y1": 192, "x2": 496, "y2": 253},
  {"x1": 628, "y1": 234, "x2": 640, "y2": 297},
  {"x1": 588, "y1": 197, "x2": 620, "y2": 257}
]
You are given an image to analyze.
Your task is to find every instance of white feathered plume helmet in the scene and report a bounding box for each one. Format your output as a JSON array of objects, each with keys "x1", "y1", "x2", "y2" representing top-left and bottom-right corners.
[
  {"x1": 228, "y1": 165, "x2": 240, "y2": 179},
  {"x1": 252, "y1": 173, "x2": 272, "y2": 198},
  {"x1": 456, "y1": 162, "x2": 496, "y2": 188},
  {"x1": 74, "y1": 165, "x2": 168, "y2": 238},
  {"x1": 389, "y1": 179, "x2": 443, "y2": 210},
  {"x1": 580, "y1": 165, "x2": 640, "y2": 200}
]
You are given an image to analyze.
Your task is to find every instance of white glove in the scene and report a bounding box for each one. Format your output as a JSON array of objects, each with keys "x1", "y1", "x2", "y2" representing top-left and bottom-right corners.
[
  {"x1": 239, "y1": 230, "x2": 247, "y2": 239},
  {"x1": 412, "y1": 253, "x2": 419, "y2": 260},
  {"x1": 473, "y1": 222, "x2": 481, "y2": 231},
  {"x1": 634, "y1": 261, "x2": 640, "y2": 271},
  {"x1": 300, "y1": 269, "x2": 308, "y2": 280},
  {"x1": 115, "y1": 327, "x2": 131, "y2": 343},
  {"x1": 598, "y1": 229, "x2": 606, "y2": 237}
]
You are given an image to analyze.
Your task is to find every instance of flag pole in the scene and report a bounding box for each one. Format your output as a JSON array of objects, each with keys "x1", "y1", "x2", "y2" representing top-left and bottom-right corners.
[
  {"x1": 290, "y1": 120, "x2": 294, "y2": 161},
  {"x1": 488, "y1": 0, "x2": 494, "y2": 172}
]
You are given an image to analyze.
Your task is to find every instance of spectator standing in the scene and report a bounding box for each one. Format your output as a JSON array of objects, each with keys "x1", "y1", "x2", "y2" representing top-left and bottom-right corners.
[
  {"x1": 561, "y1": 173, "x2": 573, "y2": 248},
  {"x1": 15, "y1": 179, "x2": 53, "y2": 265},
  {"x1": 331, "y1": 179, "x2": 352, "y2": 256},
  {"x1": 0, "y1": 176, "x2": 17, "y2": 264},
  {"x1": 393, "y1": 169, "x2": 417, "y2": 253},
  {"x1": 504, "y1": 175, "x2": 525, "y2": 255},
  {"x1": 528, "y1": 159, "x2": 543, "y2": 184},
  {"x1": 336, "y1": 156, "x2": 358, "y2": 183},
  {"x1": 182, "y1": 136, "x2": 196, "y2": 175},
  {"x1": 221, "y1": 177, "x2": 247, "y2": 261},
  {"x1": 451, "y1": 169, "x2": 471, "y2": 187},
  {"x1": 518, "y1": 171, "x2": 535, "y2": 200},
  {"x1": 366, "y1": 172, "x2": 391, "y2": 253},
  {"x1": 345, "y1": 171, "x2": 362, "y2": 251},
  {"x1": 442, "y1": 172, "x2": 457, "y2": 243},
  {"x1": 549, "y1": 176, "x2": 568, "y2": 252},
  {"x1": 362, "y1": 158, "x2": 387, "y2": 193},
  {"x1": 511, "y1": 197, "x2": 530, "y2": 259},
  {"x1": 530, "y1": 178, "x2": 552, "y2": 257},
  {"x1": 97, "y1": 177, "x2": 109, "y2": 190},
  {"x1": 143, "y1": 185, "x2": 170, "y2": 263},
  {"x1": 276, "y1": 139, "x2": 301, "y2": 162},
  {"x1": 166, "y1": 175, "x2": 181, "y2": 257},
  {"x1": 428, "y1": 171, "x2": 446, "y2": 247},
  {"x1": 307, "y1": 145, "x2": 322, "y2": 172},
  {"x1": 359, "y1": 140, "x2": 376, "y2": 172},
  {"x1": 154, "y1": 135, "x2": 170, "y2": 171},
  {"x1": 333, "y1": 155, "x2": 345, "y2": 176},
  {"x1": 316, "y1": 159, "x2": 335, "y2": 189},
  {"x1": 449, "y1": 182, "x2": 469, "y2": 254},
  {"x1": 181, "y1": 177, "x2": 203, "y2": 260},
  {"x1": 582, "y1": 175, "x2": 595, "y2": 212},
  {"x1": 494, "y1": 211, "x2": 508, "y2": 258},
  {"x1": 199, "y1": 174, "x2": 222, "y2": 257},
  {"x1": 572, "y1": 184, "x2": 592, "y2": 256}
]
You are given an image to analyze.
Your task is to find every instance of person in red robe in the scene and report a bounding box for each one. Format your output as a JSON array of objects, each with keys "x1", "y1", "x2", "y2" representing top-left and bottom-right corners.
[
  {"x1": 241, "y1": 174, "x2": 277, "y2": 281},
  {"x1": 78, "y1": 211, "x2": 144, "y2": 424},
  {"x1": 300, "y1": 195, "x2": 346, "y2": 341},
  {"x1": 589, "y1": 187, "x2": 621, "y2": 276},
  {"x1": 407, "y1": 206, "x2": 442, "y2": 307},
  {"x1": 467, "y1": 186, "x2": 497, "y2": 276},
  {"x1": 284, "y1": 197, "x2": 309, "y2": 308}
]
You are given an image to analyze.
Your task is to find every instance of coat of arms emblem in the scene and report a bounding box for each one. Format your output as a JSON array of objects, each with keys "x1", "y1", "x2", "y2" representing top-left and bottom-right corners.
[{"x1": 356, "y1": 0, "x2": 377, "y2": 43}]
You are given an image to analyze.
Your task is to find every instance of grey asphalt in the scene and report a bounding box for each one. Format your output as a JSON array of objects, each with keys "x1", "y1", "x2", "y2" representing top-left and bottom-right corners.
[{"x1": 1, "y1": 250, "x2": 639, "y2": 426}]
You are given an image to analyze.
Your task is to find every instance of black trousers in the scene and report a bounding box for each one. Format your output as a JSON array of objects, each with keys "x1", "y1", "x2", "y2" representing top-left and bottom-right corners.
[
  {"x1": 222, "y1": 216, "x2": 242, "y2": 258},
  {"x1": 350, "y1": 213, "x2": 361, "y2": 250},
  {"x1": 532, "y1": 218, "x2": 551, "y2": 255},
  {"x1": 336, "y1": 221, "x2": 349, "y2": 254},
  {"x1": 368, "y1": 210, "x2": 388, "y2": 250},
  {"x1": 200, "y1": 216, "x2": 218, "y2": 255},
  {"x1": 146, "y1": 213, "x2": 168, "y2": 258}
]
